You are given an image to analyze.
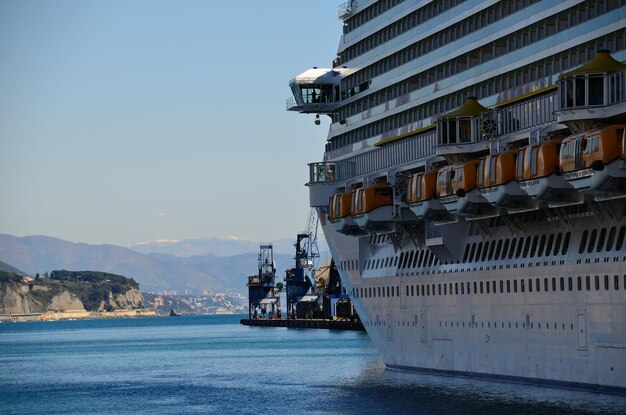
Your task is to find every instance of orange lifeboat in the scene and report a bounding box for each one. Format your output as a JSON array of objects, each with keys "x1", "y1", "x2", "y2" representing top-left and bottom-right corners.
[
  {"x1": 436, "y1": 160, "x2": 498, "y2": 219},
  {"x1": 560, "y1": 124, "x2": 626, "y2": 200},
  {"x1": 407, "y1": 170, "x2": 453, "y2": 221},
  {"x1": 328, "y1": 192, "x2": 366, "y2": 235},
  {"x1": 350, "y1": 183, "x2": 400, "y2": 232},
  {"x1": 516, "y1": 140, "x2": 583, "y2": 207},
  {"x1": 477, "y1": 150, "x2": 537, "y2": 211}
]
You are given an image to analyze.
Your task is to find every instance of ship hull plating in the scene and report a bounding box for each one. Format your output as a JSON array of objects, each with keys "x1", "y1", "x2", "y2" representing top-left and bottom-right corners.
[{"x1": 320, "y1": 205, "x2": 626, "y2": 393}]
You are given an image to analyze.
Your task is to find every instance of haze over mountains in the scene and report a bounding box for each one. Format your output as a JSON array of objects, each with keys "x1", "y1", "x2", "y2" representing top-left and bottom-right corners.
[{"x1": 0, "y1": 234, "x2": 328, "y2": 293}]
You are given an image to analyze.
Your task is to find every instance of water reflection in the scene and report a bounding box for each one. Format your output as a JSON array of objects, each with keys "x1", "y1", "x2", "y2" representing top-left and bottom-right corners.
[{"x1": 321, "y1": 360, "x2": 626, "y2": 415}]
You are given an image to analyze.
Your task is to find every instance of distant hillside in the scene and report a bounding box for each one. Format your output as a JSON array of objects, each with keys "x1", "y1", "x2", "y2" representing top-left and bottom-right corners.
[
  {"x1": 0, "y1": 269, "x2": 144, "y2": 314},
  {"x1": 0, "y1": 234, "x2": 316, "y2": 294},
  {"x1": 0, "y1": 260, "x2": 29, "y2": 276}
]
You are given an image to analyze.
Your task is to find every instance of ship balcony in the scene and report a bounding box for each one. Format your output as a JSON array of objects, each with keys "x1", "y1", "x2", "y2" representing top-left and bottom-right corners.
[
  {"x1": 287, "y1": 67, "x2": 346, "y2": 114},
  {"x1": 435, "y1": 98, "x2": 491, "y2": 158},
  {"x1": 556, "y1": 50, "x2": 626, "y2": 132},
  {"x1": 307, "y1": 162, "x2": 354, "y2": 207}
]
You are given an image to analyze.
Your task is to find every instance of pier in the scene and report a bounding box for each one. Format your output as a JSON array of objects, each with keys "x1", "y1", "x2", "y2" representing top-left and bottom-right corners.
[{"x1": 240, "y1": 318, "x2": 364, "y2": 331}]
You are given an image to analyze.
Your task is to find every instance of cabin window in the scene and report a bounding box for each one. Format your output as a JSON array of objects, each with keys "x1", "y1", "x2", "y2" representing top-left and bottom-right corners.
[
  {"x1": 597, "y1": 228, "x2": 607, "y2": 252},
  {"x1": 560, "y1": 277, "x2": 564, "y2": 291},
  {"x1": 501, "y1": 239, "x2": 510, "y2": 260},
  {"x1": 469, "y1": 243, "x2": 477, "y2": 262},
  {"x1": 463, "y1": 245, "x2": 470, "y2": 262},
  {"x1": 530, "y1": 235, "x2": 539, "y2": 258},
  {"x1": 461, "y1": 282, "x2": 465, "y2": 294},
  {"x1": 528, "y1": 278, "x2": 532, "y2": 292},
  {"x1": 536, "y1": 278, "x2": 541, "y2": 292},
  {"x1": 605, "y1": 275, "x2": 609, "y2": 291},
  {"x1": 588, "y1": 76, "x2": 604, "y2": 106},
  {"x1": 595, "y1": 275, "x2": 600, "y2": 291},
  {"x1": 455, "y1": 283, "x2": 459, "y2": 295},
  {"x1": 575, "y1": 78, "x2": 585, "y2": 107},
  {"x1": 514, "y1": 280, "x2": 518, "y2": 293},
  {"x1": 438, "y1": 284, "x2": 441, "y2": 296},
  {"x1": 578, "y1": 276, "x2": 582, "y2": 291},
  {"x1": 562, "y1": 232, "x2": 571, "y2": 255},
  {"x1": 474, "y1": 281, "x2": 478, "y2": 294},
  {"x1": 607, "y1": 227, "x2": 617, "y2": 251},
  {"x1": 546, "y1": 234, "x2": 554, "y2": 256},
  {"x1": 488, "y1": 240, "x2": 496, "y2": 261},
  {"x1": 492, "y1": 281, "x2": 496, "y2": 293},
  {"x1": 552, "y1": 278, "x2": 556, "y2": 292},
  {"x1": 520, "y1": 279, "x2": 524, "y2": 293},
  {"x1": 544, "y1": 278, "x2": 548, "y2": 292},
  {"x1": 616, "y1": 226, "x2": 626, "y2": 251},
  {"x1": 481, "y1": 241, "x2": 489, "y2": 261},
  {"x1": 467, "y1": 282, "x2": 471, "y2": 294},
  {"x1": 587, "y1": 229, "x2": 597, "y2": 253},
  {"x1": 522, "y1": 236, "x2": 532, "y2": 258},
  {"x1": 509, "y1": 238, "x2": 518, "y2": 259},
  {"x1": 494, "y1": 240, "x2": 503, "y2": 260},
  {"x1": 506, "y1": 280, "x2": 510, "y2": 293},
  {"x1": 475, "y1": 242, "x2": 483, "y2": 262},
  {"x1": 499, "y1": 280, "x2": 504, "y2": 293},
  {"x1": 586, "y1": 276, "x2": 590, "y2": 291},
  {"x1": 396, "y1": 286, "x2": 399, "y2": 297},
  {"x1": 568, "y1": 277, "x2": 573, "y2": 291},
  {"x1": 537, "y1": 235, "x2": 546, "y2": 257},
  {"x1": 579, "y1": 230, "x2": 589, "y2": 254},
  {"x1": 615, "y1": 275, "x2": 619, "y2": 290}
]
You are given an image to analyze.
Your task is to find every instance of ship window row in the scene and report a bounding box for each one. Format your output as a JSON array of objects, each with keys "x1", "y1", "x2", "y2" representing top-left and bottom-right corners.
[
  {"x1": 340, "y1": 0, "x2": 468, "y2": 64},
  {"x1": 328, "y1": 30, "x2": 626, "y2": 153},
  {"x1": 363, "y1": 318, "x2": 578, "y2": 333},
  {"x1": 351, "y1": 274, "x2": 626, "y2": 299},
  {"x1": 436, "y1": 319, "x2": 576, "y2": 332},
  {"x1": 579, "y1": 226, "x2": 626, "y2": 254},
  {"x1": 341, "y1": 0, "x2": 620, "y2": 111},
  {"x1": 341, "y1": 0, "x2": 542, "y2": 85},
  {"x1": 343, "y1": 0, "x2": 405, "y2": 34}
]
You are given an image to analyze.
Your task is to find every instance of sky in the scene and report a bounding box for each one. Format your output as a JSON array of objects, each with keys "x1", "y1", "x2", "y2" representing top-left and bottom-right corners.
[{"x1": 0, "y1": 0, "x2": 342, "y2": 246}]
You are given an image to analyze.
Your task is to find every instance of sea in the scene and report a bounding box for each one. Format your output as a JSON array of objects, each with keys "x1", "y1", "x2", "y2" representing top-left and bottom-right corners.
[{"x1": 1, "y1": 315, "x2": 625, "y2": 415}]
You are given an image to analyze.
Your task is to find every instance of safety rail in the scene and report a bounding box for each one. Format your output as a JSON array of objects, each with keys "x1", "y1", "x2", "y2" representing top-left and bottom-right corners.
[{"x1": 309, "y1": 129, "x2": 436, "y2": 184}]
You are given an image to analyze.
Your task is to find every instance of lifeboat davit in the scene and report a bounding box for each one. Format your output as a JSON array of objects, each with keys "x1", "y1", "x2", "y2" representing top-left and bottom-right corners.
[
  {"x1": 351, "y1": 183, "x2": 399, "y2": 233},
  {"x1": 516, "y1": 140, "x2": 583, "y2": 207},
  {"x1": 407, "y1": 170, "x2": 454, "y2": 222},
  {"x1": 436, "y1": 160, "x2": 498, "y2": 219},
  {"x1": 477, "y1": 150, "x2": 538, "y2": 211},
  {"x1": 328, "y1": 192, "x2": 366, "y2": 236},
  {"x1": 560, "y1": 125, "x2": 626, "y2": 201}
]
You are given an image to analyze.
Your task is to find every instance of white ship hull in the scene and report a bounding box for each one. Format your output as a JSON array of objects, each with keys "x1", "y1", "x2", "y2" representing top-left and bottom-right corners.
[{"x1": 321, "y1": 205, "x2": 626, "y2": 393}]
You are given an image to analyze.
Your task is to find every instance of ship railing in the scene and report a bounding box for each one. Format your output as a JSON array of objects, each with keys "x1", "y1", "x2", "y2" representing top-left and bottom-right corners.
[
  {"x1": 337, "y1": 1, "x2": 356, "y2": 19},
  {"x1": 309, "y1": 129, "x2": 436, "y2": 184},
  {"x1": 496, "y1": 89, "x2": 559, "y2": 136}
]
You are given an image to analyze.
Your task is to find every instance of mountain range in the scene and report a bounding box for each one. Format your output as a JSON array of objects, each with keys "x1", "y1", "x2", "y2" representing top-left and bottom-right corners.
[{"x1": 0, "y1": 234, "x2": 328, "y2": 293}]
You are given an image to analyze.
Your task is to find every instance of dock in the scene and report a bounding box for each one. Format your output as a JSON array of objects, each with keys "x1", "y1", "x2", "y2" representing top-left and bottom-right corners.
[{"x1": 240, "y1": 318, "x2": 364, "y2": 331}]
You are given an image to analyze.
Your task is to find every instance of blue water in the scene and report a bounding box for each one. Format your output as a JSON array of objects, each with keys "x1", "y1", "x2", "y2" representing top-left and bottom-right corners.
[{"x1": 1, "y1": 316, "x2": 625, "y2": 415}]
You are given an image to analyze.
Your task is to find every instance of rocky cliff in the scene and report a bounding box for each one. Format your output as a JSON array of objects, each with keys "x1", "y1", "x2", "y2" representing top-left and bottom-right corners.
[{"x1": 0, "y1": 270, "x2": 144, "y2": 315}]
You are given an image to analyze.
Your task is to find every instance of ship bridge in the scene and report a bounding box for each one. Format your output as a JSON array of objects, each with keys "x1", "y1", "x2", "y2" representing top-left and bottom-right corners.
[{"x1": 287, "y1": 67, "x2": 347, "y2": 114}]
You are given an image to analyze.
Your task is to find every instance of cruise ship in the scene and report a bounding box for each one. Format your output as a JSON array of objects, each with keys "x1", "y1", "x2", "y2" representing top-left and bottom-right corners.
[{"x1": 287, "y1": 0, "x2": 626, "y2": 393}]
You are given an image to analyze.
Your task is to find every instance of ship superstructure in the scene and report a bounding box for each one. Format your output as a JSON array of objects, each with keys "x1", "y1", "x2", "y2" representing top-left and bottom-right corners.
[{"x1": 288, "y1": 0, "x2": 626, "y2": 393}]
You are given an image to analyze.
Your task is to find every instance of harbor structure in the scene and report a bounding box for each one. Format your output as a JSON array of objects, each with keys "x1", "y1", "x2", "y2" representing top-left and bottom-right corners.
[
  {"x1": 246, "y1": 244, "x2": 281, "y2": 319},
  {"x1": 288, "y1": 0, "x2": 626, "y2": 393}
]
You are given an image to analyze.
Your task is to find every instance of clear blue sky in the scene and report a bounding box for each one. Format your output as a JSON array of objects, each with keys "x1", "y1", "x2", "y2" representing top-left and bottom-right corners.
[{"x1": 0, "y1": 0, "x2": 341, "y2": 245}]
